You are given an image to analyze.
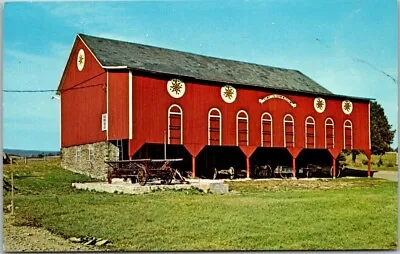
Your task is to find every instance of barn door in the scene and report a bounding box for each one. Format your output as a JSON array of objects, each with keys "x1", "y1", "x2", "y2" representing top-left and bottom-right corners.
[{"x1": 168, "y1": 104, "x2": 183, "y2": 144}]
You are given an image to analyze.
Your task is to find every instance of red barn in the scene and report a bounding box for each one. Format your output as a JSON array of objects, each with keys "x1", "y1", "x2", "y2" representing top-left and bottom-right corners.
[{"x1": 57, "y1": 34, "x2": 372, "y2": 179}]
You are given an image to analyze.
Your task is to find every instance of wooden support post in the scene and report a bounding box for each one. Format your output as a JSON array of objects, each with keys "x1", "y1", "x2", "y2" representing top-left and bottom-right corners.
[
  {"x1": 332, "y1": 157, "x2": 336, "y2": 179},
  {"x1": 246, "y1": 157, "x2": 250, "y2": 179},
  {"x1": 11, "y1": 169, "x2": 14, "y2": 215},
  {"x1": 292, "y1": 157, "x2": 296, "y2": 178},
  {"x1": 192, "y1": 156, "x2": 196, "y2": 179}
]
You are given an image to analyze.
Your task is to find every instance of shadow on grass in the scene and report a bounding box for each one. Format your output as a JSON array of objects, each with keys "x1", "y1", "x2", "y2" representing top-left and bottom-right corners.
[{"x1": 341, "y1": 168, "x2": 377, "y2": 178}]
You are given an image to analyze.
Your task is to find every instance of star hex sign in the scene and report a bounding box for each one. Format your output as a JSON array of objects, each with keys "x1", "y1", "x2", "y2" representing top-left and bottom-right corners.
[
  {"x1": 77, "y1": 49, "x2": 85, "y2": 71},
  {"x1": 342, "y1": 100, "x2": 353, "y2": 115},
  {"x1": 78, "y1": 55, "x2": 84, "y2": 65},
  {"x1": 316, "y1": 98, "x2": 324, "y2": 109},
  {"x1": 223, "y1": 86, "x2": 234, "y2": 99},
  {"x1": 343, "y1": 101, "x2": 351, "y2": 111},
  {"x1": 167, "y1": 79, "x2": 186, "y2": 98},
  {"x1": 170, "y1": 79, "x2": 183, "y2": 95},
  {"x1": 220, "y1": 85, "x2": 237, "y2": 103},
  {"x1": 313, "y1": 97, "x2": 326, "y2": 113}
]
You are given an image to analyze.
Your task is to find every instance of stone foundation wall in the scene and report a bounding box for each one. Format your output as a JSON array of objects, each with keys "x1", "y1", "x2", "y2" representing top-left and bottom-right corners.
[{"x1": 61, "y1": 142, "x2": 119, "y2": 180}]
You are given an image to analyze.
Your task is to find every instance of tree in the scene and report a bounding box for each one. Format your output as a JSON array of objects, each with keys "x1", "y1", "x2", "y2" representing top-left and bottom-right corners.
[{"x1": 370, "y1": 101, "x2": 396, "y2": 164}]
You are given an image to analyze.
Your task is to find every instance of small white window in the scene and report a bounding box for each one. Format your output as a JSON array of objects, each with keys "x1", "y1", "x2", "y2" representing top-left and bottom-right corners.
[
  {"x1": 101, "y1": 113, "x2": 108, "y2": 131},
  {"x1": 75, "y1": 146, "x2": 81, "y2": 163},
  {"x1": 89, "y1": 144, "x2": 94, "y2": 162}
]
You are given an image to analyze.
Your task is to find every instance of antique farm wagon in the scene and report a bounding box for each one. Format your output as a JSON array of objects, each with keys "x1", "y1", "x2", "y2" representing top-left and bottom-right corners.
[{"x1": 58, "y1": 34, "x2": 372, "y2": 180}]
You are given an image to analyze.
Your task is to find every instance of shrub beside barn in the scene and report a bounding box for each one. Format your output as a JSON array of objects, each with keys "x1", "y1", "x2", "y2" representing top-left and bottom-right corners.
[{"x1": 57, "y1": 34, "x2": 372, "y2": 180}]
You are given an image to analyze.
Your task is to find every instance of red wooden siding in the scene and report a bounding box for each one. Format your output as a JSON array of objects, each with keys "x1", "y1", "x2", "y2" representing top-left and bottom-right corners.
[
  {"x1": 60, "y1": 38, "x2": 106, "y2": 147},
  {"x1": 130, "y1": 74, "x2": 370, "y2": 155},
  {"x1": 108, "y1": 71, "x2": 129, "y2": 140}
]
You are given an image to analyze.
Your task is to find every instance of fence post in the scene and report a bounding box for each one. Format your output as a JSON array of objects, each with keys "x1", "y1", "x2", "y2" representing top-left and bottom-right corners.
[{"x1": 11, "y1": 169, "x2": 14, "y2": 215}]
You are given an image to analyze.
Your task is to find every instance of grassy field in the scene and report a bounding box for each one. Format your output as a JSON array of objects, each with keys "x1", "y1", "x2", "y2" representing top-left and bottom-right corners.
[
  {"x1": 345, "y1": 152, "x2": 398, "y2": 171},
  {"x1": 3, "y1": 160, "x2": 398, "y2": 251}
]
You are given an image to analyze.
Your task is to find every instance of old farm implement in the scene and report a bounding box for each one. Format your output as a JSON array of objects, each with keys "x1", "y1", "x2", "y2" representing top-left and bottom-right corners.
[
  {"x1": 274, "y1": 165, "x2": 294, "y2": 178},
  {"x1": 105, "y1": 158, "x2": 184, "y2": 186}
]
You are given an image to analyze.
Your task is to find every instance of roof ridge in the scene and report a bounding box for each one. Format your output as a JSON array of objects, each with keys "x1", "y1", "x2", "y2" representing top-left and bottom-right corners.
[
  {"x1": 78, "y1": 33, "x2": 335, "y2": 96},
  {"x1": 78, "y1": 33, "x2": 299, "y2": 73}
]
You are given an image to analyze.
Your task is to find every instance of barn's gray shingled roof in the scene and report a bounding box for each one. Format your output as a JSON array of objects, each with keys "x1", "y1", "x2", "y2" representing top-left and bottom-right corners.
[{"x1": 79, "y1": 34, "x2": 334, "y2": 96}]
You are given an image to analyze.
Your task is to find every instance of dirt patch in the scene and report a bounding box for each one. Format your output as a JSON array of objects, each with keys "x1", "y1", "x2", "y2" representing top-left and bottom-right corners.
[{"x1": 3, "y1": 212, "x2": 106, "y2": 252}]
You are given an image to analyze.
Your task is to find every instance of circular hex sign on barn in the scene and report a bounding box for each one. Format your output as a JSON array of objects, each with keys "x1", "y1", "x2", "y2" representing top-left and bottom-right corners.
[
  {"x1": 77, "y1": 49, "x2": 85, "y2": 71},
  {"x1": 167, "y1": 79, "x2": 186, "y2": 98},
  {"x1": 314, "y1": 97, "x2": 326, "y2": 113},
  {"x1": 342, "y1": 100, "x2": 353, "y2": 115},
  {"x1": 221, "y1": 85, "x2": 237, "y2": 103}
]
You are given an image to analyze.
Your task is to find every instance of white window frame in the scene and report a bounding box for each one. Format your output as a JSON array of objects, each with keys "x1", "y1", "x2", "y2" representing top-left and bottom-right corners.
[
  {"x1": 324, "y1": 117, "x2": 335, "y2": 149},
  {"x1": 236, "y1": 110, "x2": 249, "y2": 146},
  {"x1": 305, "y1": 116, "x2": 315, "y2": 148},
  {"x1": 88, "y1": 144, "x2": 94, "y2": 162},
  {"x1": 101, "y1": 113, "x2": 108, "y2": 131},
  {"x1": 283, "y1": 114, "x2": 295, "y2": 147},
  {"x1": 343, "y1": 119, "x2": 353, "y2": 149},
  {"x1": 75, "y1": 146, "x2": 81, "y2": 163},
  {"x1": 261, "y1": 112, "x2": 273, "y2": 147},
  {"x1": 167, "y1": 104, "x2": 183, "y2": 145},
  {"x1": 208, "y1": 108, "x2": 222, "y2": 146}
]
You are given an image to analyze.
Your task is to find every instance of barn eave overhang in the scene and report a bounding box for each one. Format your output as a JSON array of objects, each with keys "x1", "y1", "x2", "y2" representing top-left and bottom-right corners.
[{"x1": 124, "y1": 67, "x2": 373, "y2": 102}]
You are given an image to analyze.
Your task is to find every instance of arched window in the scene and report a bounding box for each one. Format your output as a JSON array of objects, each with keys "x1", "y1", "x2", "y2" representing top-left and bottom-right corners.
[
  {"x1": 236, "y1": 110, "x2": 249, "y2": 146},
  {"x1": 261, "y1": 112, "x2": 273, "y2": 147},
  {"x1": 344, "y1": 120, "x2": 353, "y2": 149},
  {"x1": 168, "y1": 104, "x2": 183, "y2": 144},
  {"x1": 325, "y1": 118, "x2": 335, "y2": 149},
  {"x1": 305, "y1": 116, "x2": 315, "y2": 148},
  {"x1": 284, "y1": 114, "x2": 295, "y2": 147},
  {"x1": 208, "y1": 108, "x2": 222, "y2": 145}
]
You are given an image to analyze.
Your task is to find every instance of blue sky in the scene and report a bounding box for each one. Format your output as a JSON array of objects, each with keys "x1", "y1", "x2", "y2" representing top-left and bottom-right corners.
[{"x1": 3, "y1": 0, "x2": 398, "y2": 151}]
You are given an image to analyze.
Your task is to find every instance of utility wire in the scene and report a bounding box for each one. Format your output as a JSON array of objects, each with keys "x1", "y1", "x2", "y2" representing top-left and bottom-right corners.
[
  {"x1": 3, "y1": 71, "x2": 106, "y2": 93},
  {"x1": 315, "y1": 38, "x2": 397, "y2": 84},
  {"x1": 3, "y1": 83, "x2": 104, "y2": 93}
]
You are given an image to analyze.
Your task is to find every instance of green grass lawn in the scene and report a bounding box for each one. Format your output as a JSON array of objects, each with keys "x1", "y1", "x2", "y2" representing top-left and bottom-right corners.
[
  {"x1": 345, "y1": 152, "x2": 398, "y2": 171},
  {"x1": 3, "y1": 160, "x2": 398, "y2": 251}
]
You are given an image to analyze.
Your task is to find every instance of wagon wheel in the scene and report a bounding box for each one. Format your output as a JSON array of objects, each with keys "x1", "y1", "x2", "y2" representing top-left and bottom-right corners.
[
  {"x1": 330, "y1": 165, "x2": 342, "y2": 178},
  {"x1": 137, "y1": 167, "x2": 148, "y2": 186},
  {"x1": 213, "y1": 168, "x2": 218, "y2": 180},
  {"x1": 329, "y1": 166, "x2": 340, "y2": 177},
  {"x1": 265, "y1": 165, "x2": 272, "y2": 178},
  {"x1": 306, "y1": 169, "x2": 312, "y2": 178},
  {"x1": 228, "y1": 167, "x2": 235, "y2": 180},
  {"x1": 164, "y1": 167, "x2": 174, "y2": 185}
]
